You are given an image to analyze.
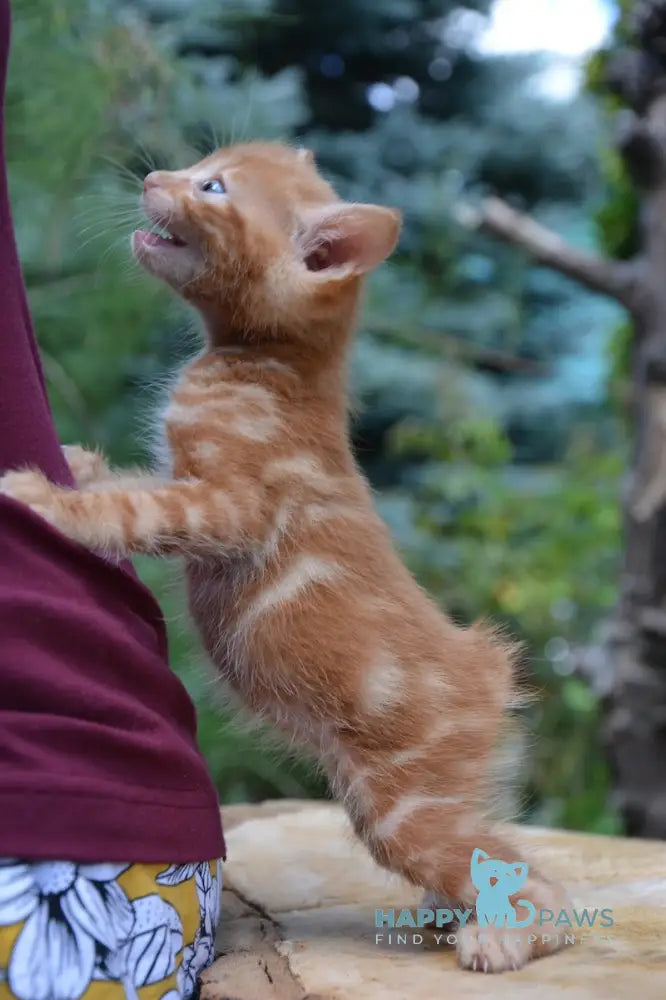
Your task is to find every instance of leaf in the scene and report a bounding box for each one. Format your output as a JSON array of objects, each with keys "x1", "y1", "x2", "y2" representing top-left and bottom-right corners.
[
  {"x1": 156, "y1": 863, "x2": 198, "y2": 887},
  {"x1": 122, "y1": 895, "x2": 184, "y2": 988}
]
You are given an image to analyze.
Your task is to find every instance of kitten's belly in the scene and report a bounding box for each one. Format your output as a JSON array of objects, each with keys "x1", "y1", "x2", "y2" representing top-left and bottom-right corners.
[
  {"x1": 185, "y1": 557, "x2": 295, "y2": 715},
  {"x1": 184, "y1": 559, "x2": 338, "y2": 750},
  {"x1": 185, "y1": 558, "x2": 251, "y2": 686}
]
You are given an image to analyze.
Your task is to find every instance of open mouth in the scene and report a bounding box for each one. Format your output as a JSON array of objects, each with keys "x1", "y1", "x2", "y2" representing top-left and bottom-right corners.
[
  {"x1": 132, "y1": 200, "x2": 201, "y2": 284},
  {"x1": 133, "y1": 226, "x2": 188, "y2": 251}
]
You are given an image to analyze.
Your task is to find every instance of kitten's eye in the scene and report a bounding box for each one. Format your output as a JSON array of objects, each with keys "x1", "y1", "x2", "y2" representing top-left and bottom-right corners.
[{"x1": 201, "y1": 178, "x2": 227, "y2": 195}]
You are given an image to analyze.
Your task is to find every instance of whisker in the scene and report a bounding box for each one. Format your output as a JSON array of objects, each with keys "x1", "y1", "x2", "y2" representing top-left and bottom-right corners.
[
  {"x1": 98, "y1": 155, "x2": 144, "y2": 189},
  {"x1": 132, "y1": 137, "x2": 158, "y2": 174},
  {"x1": 241, "y1": 81, "x2": 255, "y2": 143}
]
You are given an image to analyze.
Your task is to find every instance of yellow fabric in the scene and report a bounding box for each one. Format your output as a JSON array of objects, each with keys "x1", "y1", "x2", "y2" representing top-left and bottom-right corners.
[{"x1": 0, "y1": 860, "x2": 220, "y2": 1000}]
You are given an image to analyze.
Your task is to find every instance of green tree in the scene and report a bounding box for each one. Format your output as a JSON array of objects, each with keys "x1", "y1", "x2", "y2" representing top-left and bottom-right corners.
[{"x1": 8, "y1": 0, "x2": 624, "y2": 825}]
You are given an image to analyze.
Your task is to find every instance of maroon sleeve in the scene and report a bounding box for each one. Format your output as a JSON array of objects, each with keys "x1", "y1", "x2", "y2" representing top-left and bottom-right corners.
[{"x1": 0, "y1": 0, "x2": 224, "y2": 862}]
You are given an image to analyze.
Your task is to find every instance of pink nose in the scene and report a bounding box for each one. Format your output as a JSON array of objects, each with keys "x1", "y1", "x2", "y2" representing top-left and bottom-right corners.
[{"x1": 143, "y1": 172, "x2": 161, "y2": 192}]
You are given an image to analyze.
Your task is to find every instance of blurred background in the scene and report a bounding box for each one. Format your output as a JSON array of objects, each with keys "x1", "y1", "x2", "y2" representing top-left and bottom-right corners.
[{"x1": 8, "y1": 0, "x2": 659, "y2": 835}]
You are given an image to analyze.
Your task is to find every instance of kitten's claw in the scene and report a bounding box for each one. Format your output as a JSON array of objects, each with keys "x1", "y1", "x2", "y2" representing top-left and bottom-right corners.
[
  {"x1": 62, "y1": 445, "x2": 110, "y2": 487},
  {"x1": 457, "y1": 924, "x2": 529, "y2": 974}
]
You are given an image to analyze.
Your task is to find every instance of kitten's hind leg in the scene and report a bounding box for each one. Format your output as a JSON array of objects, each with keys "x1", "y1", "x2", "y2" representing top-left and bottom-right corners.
[
  {"x1": 417, "y1": 891, "x2": 460, "y2": 933},
  {"x1": 348, "y1": 768, "x2": 570, "y2": 974},
  {"x1": 456, "y1": 872, "x2": 571, "y2": 973}
]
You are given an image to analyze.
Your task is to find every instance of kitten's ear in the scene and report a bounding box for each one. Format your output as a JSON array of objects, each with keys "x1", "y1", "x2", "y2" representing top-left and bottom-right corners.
[
  {"x1": 297, "y1": 147, "x2": 315, "y2": 166},
  {"x1": 471, "y1": 848, "x2": 489, "y2": 868},
  {"x1": 299, "y1": 203, "x2": 402, "y2": 277}
]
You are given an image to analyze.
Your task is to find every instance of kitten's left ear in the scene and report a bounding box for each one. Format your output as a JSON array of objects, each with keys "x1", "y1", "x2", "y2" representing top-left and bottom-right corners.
[{"x1": 299, "y1": 203, "x2": 402, "y2": 277}]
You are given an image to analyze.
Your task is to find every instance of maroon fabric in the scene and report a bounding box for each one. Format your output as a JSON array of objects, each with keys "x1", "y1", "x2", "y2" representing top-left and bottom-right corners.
[{"x1": 0, "y1": 0, "x2": 225, "y2": 862}]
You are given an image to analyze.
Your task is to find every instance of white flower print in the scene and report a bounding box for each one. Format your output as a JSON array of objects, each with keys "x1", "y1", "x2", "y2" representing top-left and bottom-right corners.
[
  {"x1": 10, "y1": 899, "x2": 94, "y2": 1000},
  {"x1": 213, "y1": 860, "x2": 222, "y2": 934},
  {"x1": 0, "y1": 860, "x2": 133, "y2": 1000},
  {"x1": 156, "y1": 863, "x2": 200, "y2": 887},
  {"x1": 0, "y1": 859, "x2": 222, "y2": 1000},
  {"x1": 178, "y1": 926, "x2": 214, "y2": 1000},
  {"x1": 156, "y1": 860, "x2": 221, "y2": 932},
  {"x1": 196, "y1": 861, "x2": 221, "y2": 939},
  {"x1": 96, "y1": 894, "x2": 183, "y2": 1000},
  {"x1": 175, "y1": 861, "x2": 222, "y2": 999},
  {"x1": 0, "y1": 862, "x2": 39, "y2": 923}
]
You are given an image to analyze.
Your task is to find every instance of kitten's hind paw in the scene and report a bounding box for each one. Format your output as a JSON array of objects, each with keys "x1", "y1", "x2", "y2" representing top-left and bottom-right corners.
[{"x1": 457, "y1": 924, "x2": 530, "y2": 974}]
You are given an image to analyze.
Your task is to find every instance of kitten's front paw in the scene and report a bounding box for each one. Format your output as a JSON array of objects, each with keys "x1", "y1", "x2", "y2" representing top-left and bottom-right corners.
[
  {"x1": 62, "y1": 445, "x2": 110, "y2": 487},
  {"x1": 0, "y1": 469, "x2": 60, "y2": 525},
  {"x1": 457, "y1": 924, "x2": 530, "y2": 973}
]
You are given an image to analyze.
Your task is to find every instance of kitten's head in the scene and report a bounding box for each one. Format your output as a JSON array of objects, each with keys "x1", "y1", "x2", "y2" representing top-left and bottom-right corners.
[
  {"x1": 133, "y1": 142, "x2": 401, "y2": 341},
  {"x1": 470, "y1": 849, "x2": 529, "y2": 895}
]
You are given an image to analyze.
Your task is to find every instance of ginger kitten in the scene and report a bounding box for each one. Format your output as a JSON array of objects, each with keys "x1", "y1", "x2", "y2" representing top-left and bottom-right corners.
[{"x1": 1, "y1": 142, "x2": 569, "y2": 973}]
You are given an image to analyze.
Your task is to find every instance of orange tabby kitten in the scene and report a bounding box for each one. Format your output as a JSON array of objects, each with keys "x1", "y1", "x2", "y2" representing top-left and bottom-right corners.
[{"x1": 1, "y1": 143, "x2": 569, "y2": 973}]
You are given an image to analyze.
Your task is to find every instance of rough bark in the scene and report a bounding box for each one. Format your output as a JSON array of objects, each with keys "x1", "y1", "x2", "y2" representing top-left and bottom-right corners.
[
  {"x1": 467, "y1": 62, "x2": 666, "y2": 837},
  {"x1": 605, "y1": 130, "x2": 666, "y2": 836}
]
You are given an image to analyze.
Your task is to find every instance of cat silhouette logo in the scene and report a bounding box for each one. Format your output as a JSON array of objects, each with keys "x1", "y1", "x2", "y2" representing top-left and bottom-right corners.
[{"x1": 470, "y1": 848, "x2": 536, "y2": 929}]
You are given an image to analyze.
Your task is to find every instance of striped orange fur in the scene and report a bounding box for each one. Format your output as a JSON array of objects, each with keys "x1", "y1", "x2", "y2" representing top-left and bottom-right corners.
[{"x1": 1, "y1": 143, "x2": 569, "y2": 973}]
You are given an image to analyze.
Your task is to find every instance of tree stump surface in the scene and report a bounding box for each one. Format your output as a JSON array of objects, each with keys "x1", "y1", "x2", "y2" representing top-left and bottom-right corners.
[{"x1": 202, "y1": 800, "x2": 666, "y2": 999}]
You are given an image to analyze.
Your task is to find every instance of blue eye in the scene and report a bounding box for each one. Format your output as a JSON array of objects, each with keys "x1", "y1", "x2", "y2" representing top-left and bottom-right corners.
[{"x1": 201, "y1": 178, "x2": 226, "y2": 195}]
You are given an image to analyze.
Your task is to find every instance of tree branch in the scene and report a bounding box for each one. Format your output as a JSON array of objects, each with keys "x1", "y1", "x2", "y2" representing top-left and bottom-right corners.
[
  {"x1": 463, "y1": 197, "x2": 644, "y2": 315},
  {"x1": 365, "y1": 322, "x2": 549, "y2": 376}
]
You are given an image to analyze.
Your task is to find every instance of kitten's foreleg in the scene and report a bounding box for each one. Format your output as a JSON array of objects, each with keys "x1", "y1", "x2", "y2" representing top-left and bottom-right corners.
[
  {"x1": 0, "y1": 468, "x2": 262, "y2": 557},
  {"x1": 62, "y1": 445, "x2": 166, "y2": 493},
  {"x1": 62, "y1": 445, "x2": 113, "y2": 487}
]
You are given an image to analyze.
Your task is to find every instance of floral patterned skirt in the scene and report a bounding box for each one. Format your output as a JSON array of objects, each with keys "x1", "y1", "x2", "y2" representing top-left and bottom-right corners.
[{"x1": 0, "y1": 859, "x2": 222, "y2": 1000}]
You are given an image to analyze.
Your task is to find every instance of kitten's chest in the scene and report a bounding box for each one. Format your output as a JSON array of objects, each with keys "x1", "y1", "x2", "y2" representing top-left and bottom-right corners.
[
  {"x1": 161, "y1": 395, "x2": 217, "y2": 479},
  {"x1": 160, "y1": 361, "x2": 280, "y2": 478}
]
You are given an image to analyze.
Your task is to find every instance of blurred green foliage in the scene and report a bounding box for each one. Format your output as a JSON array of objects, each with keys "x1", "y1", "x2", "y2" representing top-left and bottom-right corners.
[{"x1": 8, "y1": 0, "x2": 624, "y2": 829}]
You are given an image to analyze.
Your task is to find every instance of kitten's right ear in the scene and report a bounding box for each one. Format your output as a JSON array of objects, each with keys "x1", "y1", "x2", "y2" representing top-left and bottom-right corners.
[{"x1": 298, "y1": 203, "x2": 402, "y2": 277}]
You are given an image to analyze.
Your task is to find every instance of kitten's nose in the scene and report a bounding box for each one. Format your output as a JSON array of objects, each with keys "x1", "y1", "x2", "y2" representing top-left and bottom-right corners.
[{"x1": 143, "y1": 172, "x2": 162, "y2": 192}]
